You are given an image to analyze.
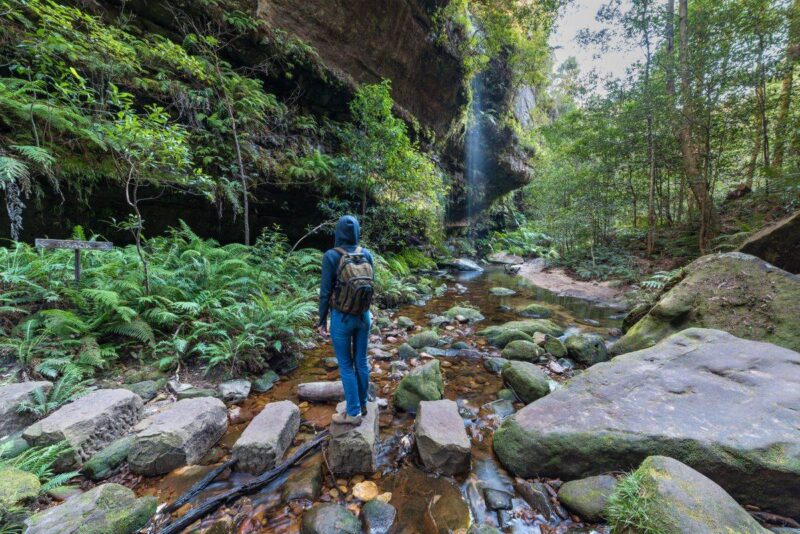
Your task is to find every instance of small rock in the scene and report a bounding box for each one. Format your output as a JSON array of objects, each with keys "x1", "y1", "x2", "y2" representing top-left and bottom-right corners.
[
  {"x1": 397, "y1": 343, "x2": 419, "y2": 360},
  {"x1": 489, "y1": 287, "x2": 517, "y2": 296},
  {"x1": 0, "y1": 467, "x2": 40, "y2": 506},
  {"x1": 484, "y1": 487, "x2": 513, "y2": 510},
  {"x1": 502, "y1": 361, "x2": 550, "y2": 404},
  {"x1": 565, "y1": 334, "x2": 609, "y2": 366},
  {"x1": 252, "y1": 370, "x2": 280, "y2": 393},
  {"x1": 429, "y1": 316, "x2": 451, "y2": 328},
  {"x1": 444, "y1": 306, "x2": 485, "y2": 323},
  {"x1": 468, "y1": 525, "x2": 504, "y2": 534},
  {"x1": 124, "y1": 380, "x2": 160, "y2": 402},
  {"x1": 376, "y1": 492, "x2": 392, "y2": 503},
  {"x1": 482, "y1": 399, "x2": 515, "y2": 419},
  {"x1": 0, "y1": 433, "x2": 30, "y2": 459},
  {"x1": 0, "y1": 381, "x2": 53, "y2": 437},
  {"x1": 496, "y1": 389, "x2": 517, "y2": 401},
  {"x1": 396, "y1": 316, "x2": 415, "y2": 330},
  {"x1": 517, "y1": 303, "x2": 552, "y2": 318},
  {"x1": 82, "y1": 435, "x2": 134, "y2": 481},
  {"x1": 177, "y1": 386, "x2": 219, "y2": 400},
  {"x1": 322, "y1": 357, "x2": 339, "y2": 370},
  {"x1": 558, "y1": 474, "x2": 618, "y2": 522},
  {"x1": 362, "y1": 499, "x2": 397, "y2": 534},
  {"x1": 484, "y1": 358, "x2": 511, "y2": 374},
  {"x1": 283, "y1": 456, "x2": 323, "y2": 501},
  {"x1": 302, "y1": 503, "x2": 360, "y2": 534},
  {"x1": 218, "y1": 379, "x2": 251, "y2": 404},
  {"x1": 488, "y1": 329, "x2": 534, "y2": 348},
  {"x1": 557, "y1": 357, "x2": 576, "y2": 370},
  {"x1": 501, "y1": 340, "x2": 546, "y2": 363},
  {"x1": 352, "y1": 480, "x2": 379, "y2": 501},
  {"x1": 543, "y1": 336, "x2": 567, "y2": 358},
  {"x1": 452, "y1": 258, "x2": 483, "y2": 272},
  {"x1": 514, "y1": 479, "x2": 555, "y2": 521},
  {"x1": 408, "y1": 330, "x2": 440, "y2": 349},
  {"x1": 547, "y1": 360, "x2": 565, "y2": 374}
]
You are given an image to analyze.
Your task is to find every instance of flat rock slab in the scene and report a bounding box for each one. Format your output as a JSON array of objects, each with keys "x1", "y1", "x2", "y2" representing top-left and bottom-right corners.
[
  {"x1": 24, "y1": 483, "x2": 156, "y2": 534},
  {"x1": 128, "y1": 397, "x2": 227, "y2": 476},
  {"x1": 233, "y1": 400, "x2": 300, "y2": 474},
  {"x1": 0, "y1": 381, "x2": 52, "y2": 438},
  {"x1": 607, "y1": 456, "x2": 769, "y2": 533},
  {"x1": 328, "y1": 401, "x2": 378, "y2": 476},
  {"x1": 297, "y1": 381, "x2": 344, "y2": 403},
  {"x1": 23, "y1": 388, "x2": 142, "y2": 468},
  {"x1": 415, "y1": 399, "x2": 471, "y2": 475},
  {"x1": 494, "y1": 328, "x2": 800, "y2": 519}
]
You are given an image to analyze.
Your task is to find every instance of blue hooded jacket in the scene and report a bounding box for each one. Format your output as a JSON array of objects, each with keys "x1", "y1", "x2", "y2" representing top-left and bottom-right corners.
[{"x1": 318, "y1": 215, "x2": 374, "y2": 326}]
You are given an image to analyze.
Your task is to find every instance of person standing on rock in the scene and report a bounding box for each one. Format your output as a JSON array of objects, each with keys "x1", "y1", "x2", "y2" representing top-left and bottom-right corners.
[{"x1": 317, "y1": 215, "x2": 375, "y2": 425}]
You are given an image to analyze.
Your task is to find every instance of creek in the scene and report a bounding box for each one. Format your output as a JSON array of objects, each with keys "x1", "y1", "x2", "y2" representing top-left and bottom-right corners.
[{"x1": 138, "y1": 266, "x2": 622, "y2": 533}]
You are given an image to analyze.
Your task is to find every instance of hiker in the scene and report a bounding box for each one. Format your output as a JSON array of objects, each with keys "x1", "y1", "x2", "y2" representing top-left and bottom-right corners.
[{"x1": 317, "y1": 215, "x2": 375, "y2": 425}]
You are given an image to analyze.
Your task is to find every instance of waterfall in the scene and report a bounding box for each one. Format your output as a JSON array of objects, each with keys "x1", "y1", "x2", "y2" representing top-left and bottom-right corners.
[{"x1": 464, "y1": 75, "x2": 486, "y2": 232}]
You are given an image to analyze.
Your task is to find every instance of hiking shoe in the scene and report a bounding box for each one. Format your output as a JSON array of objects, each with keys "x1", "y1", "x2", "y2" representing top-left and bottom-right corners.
[
  {"x1": 332, "y1": 413, "x2": 362, "y2": 426},
  {"x1": 361, "y1": 405, "x2": 368, "y2": 416}
]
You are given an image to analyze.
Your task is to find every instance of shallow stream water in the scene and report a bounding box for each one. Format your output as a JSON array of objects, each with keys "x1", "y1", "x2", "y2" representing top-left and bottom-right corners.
[{"x1": 139, "y1": 267, "x2": 622, "y2": 533}]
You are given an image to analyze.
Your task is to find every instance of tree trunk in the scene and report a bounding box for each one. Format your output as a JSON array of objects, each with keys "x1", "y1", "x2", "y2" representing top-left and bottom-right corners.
[
  {"x1": 298, "y1": 381, "x2": 345, "y2": 402},
  {"x1": 644, "y1": 0, "x2": 657, "y2": 255},
  {"x1": 746, "y1": 110, "x2": 762, "y2": 188},
  {"x1": 678, "y1": 0, "x2": 715, "y2": 253},
  {"x1": 772, "y1": 0, "x2": 800, "y2": 176}
]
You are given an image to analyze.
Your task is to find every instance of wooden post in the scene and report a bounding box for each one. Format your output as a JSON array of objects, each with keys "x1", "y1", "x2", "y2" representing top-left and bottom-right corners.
[{"x1": 35, "y1": 239, "x2": 113, "y2": 286}]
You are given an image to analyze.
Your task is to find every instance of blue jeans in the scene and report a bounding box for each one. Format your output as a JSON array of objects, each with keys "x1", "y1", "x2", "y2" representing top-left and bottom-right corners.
[{"x1": 330, "y1": 309, "x2": 371, "y2": 416}]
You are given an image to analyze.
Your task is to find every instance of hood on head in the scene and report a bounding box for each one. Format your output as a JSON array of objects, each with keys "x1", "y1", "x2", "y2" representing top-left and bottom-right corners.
[{"x1": 334, "y1": 215, "x2": 360, "y2": 247}]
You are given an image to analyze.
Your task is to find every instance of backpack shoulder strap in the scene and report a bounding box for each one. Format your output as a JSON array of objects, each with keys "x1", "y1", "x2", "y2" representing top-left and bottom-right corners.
[
  {"x1": 334, "y1": 247, "x2": 348, "y2": 256},
  {"x1": 354, "y1": 246, "x2": 362, "y2": 254}
]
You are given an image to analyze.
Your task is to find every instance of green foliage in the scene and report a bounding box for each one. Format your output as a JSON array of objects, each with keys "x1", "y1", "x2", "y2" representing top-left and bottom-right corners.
[
  {"x1": 641, "y1": 268, "x2": 684, "y2": 291},
  {"x1": 485, "y1": 227, "x2": 557, "y2": 258},
  {"x1": 0, "y1": 441, "x2": 79, "y2": 492},
  {"x1": 332, "y1": 81, "x2": 448, "y2": 250},
  {"x1": 605, "y1": 469, "x2": 663, "y2": 534},
  {"x1": 16, "y1": 369, "x2": 89, "y2": 418},
  {"x1": 0, "y1": 224, "x2": 320, "y2": 377}
]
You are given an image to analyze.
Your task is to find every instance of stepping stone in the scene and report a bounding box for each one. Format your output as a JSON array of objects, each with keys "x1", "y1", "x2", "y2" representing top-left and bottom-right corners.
[
  {"x1": 415, "y1": 399, "x2": 471, "y2": 475},
  {"x1": 565, "y1": 333, "x2": 609, "y2": 366},
  {"x1": 494, "y1": 328, "x2": 800, "y2": 518},
  {"x1": 407, "y1": 330, "x2": 439, "y2": 349},
  {"x1": 328, "y1": 401, "x2": 378, "y2": 476},
  {"x1": 218, "y1": 379, "x2": 251, "y2": 404},
  {"x1": 0, "y1": 381, "x2": 52, "y2": 437},
  {"x1": 24, "y1": 483, "x2": 156, "y2": 534},
  {"x1": 297, "y1": 381, "x2": 344, "y2": 403},
  {"x1": 362, "y1": 499, "x2": 397, "y2": 534},
  {"x1": 501, "y1": 361, "x2": 549, "y2": 404},
  {"x1": 232, "y1": 400, "x2": 300, "y2": 474},
  {"x1": 23, "y1": 388, "x2": 143, "y2": 468},
  {"x1": 128, "y1": 397, "x2": 227, "y2": 476}
]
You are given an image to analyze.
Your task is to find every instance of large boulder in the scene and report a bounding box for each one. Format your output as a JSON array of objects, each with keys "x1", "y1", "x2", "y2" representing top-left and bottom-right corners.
[
  {"x1": 493, "y1": 328, "x2": 800, "y2": 519},
  {"x1": 452, "y1": 258, "x2": 483, "y2": 272},
  {"x1": 739, "y1": 210, "x2": 800, "y2": 274},
  {"x1": 606, "y1": 456, "x2": 769, "y2": 533},
  {"x1": 24, "y1": 483, "x2": 156, "y2": 534},
  {"x1": 23, "y1": 389, "x2": 142, "y2": 468},
  {"x1": 128, "y1": 396, "x2": 228, "y2": 476},
  {"x1": 328, "y1": 401, "x2": 379, "y2": 476},
  {"x1": 302, "y1": 503, "x2": 360, "y2": 534},
  {"x1": 232, "y1": 400, "x2": 300, "y2": 474},
  {"x1": 415, "y1": 399, "x2": 471, "y2": 475},
  {"x1": 393, "y1": 359, "x2": 444, "y2": 412},
  {"x1": 486, "y1": 251, "x2": 524, "y2": 265},
  {"x1": 501, "y1": 361, "x2": 549, "y2": 404},
  {"x1": 0, "y1": 381, "x2": 52, "y2": 438},
  {"x1": 612, "y1": 253, "x2": 800, "y2": 354},
  {"x1": 564, "y1": 333, "x2": 609, "y2": 366}
]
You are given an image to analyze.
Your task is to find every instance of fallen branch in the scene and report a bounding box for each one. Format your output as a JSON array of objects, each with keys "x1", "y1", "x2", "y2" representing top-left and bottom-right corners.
[
  {"x1": 157, "y1": 430, "x2": 329, "y2": 534},
  {"x1": 163, "y1": 458, "x2": 237, "y2": 514}
]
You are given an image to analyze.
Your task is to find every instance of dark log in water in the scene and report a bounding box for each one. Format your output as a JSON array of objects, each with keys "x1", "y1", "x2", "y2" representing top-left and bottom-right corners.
[
  {"x1": 162, "y1": 459, "x2": 237, "y2": 515},
  {"x1": 157, "y1": 430, "x2": 329, "y2": 534}
]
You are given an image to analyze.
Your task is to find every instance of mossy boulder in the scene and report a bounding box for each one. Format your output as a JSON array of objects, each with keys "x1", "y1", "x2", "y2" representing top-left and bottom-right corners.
[
  {"x1": 408, "y1": 330, "x2": 440, "y2": 349},
  {"x1": 565, "y1": 334, "x2": 609, "y2": 366},
  {"x1": 486, "y1": 329, "x2": 533, "y2": 348},
  {"x1": 398, "y1": 343, "x2": 419, "y2": 360},
  {"x1": 557, "y1": 475, "x2": 617, "y2": 522},
  {"x1": 493, "y1": 328, "x2": 800, "y2": 519},
  {"x1": 444, "y1": 306, "x2": 485, "y2": 323},
  {"x1": 479, "y1": 319, "x2": 564, "y2": 346},
  {"x1": 484, "y1": 358, "x2": 511, "y2": 374},
  {"x1": 396, "y1": 316, "x2": 415, "y2": 329},
  {"x1": 606, "y1": 456, "x2": 769, "y2": 533},
  {"x1": 123, "y1": 380, "x2": 161, "y2": 402},
  {"x1": 393, "y1": 360, "x2": 444, "y2": 412},
  {"x1": 0, "y1": 467, "x2": 40, "y2": 507},
  {"x1": 501, "y1": 340, "x2": 546, "y2": 363},
  {"x1": 302, "y1": 503, "x2": 360, "y2": 534},
  {"x1": 501, "y1": 361, "x2": 549, "y2": 404},
  {"x1": 83, "y1": 436, "x2": 134, "y2": 481},
  {"x1": 24, "y1": 483, "x2": 156, "y2": 534},
  {"x1": 489, "y1": 287, "x2": 517, "y2": 296},
  {"x1": 252, "y1": 370, "x2": 279, "y2": 393},
  {"x1": 542, "y1": 336, "x2": 567, "y2": 358},
  {"x1": 516, "y1": 303, "x2": 552, "y2": 318},
  {"x1": 612, "y1": 252, "x2": 800, "y2": 354}
]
